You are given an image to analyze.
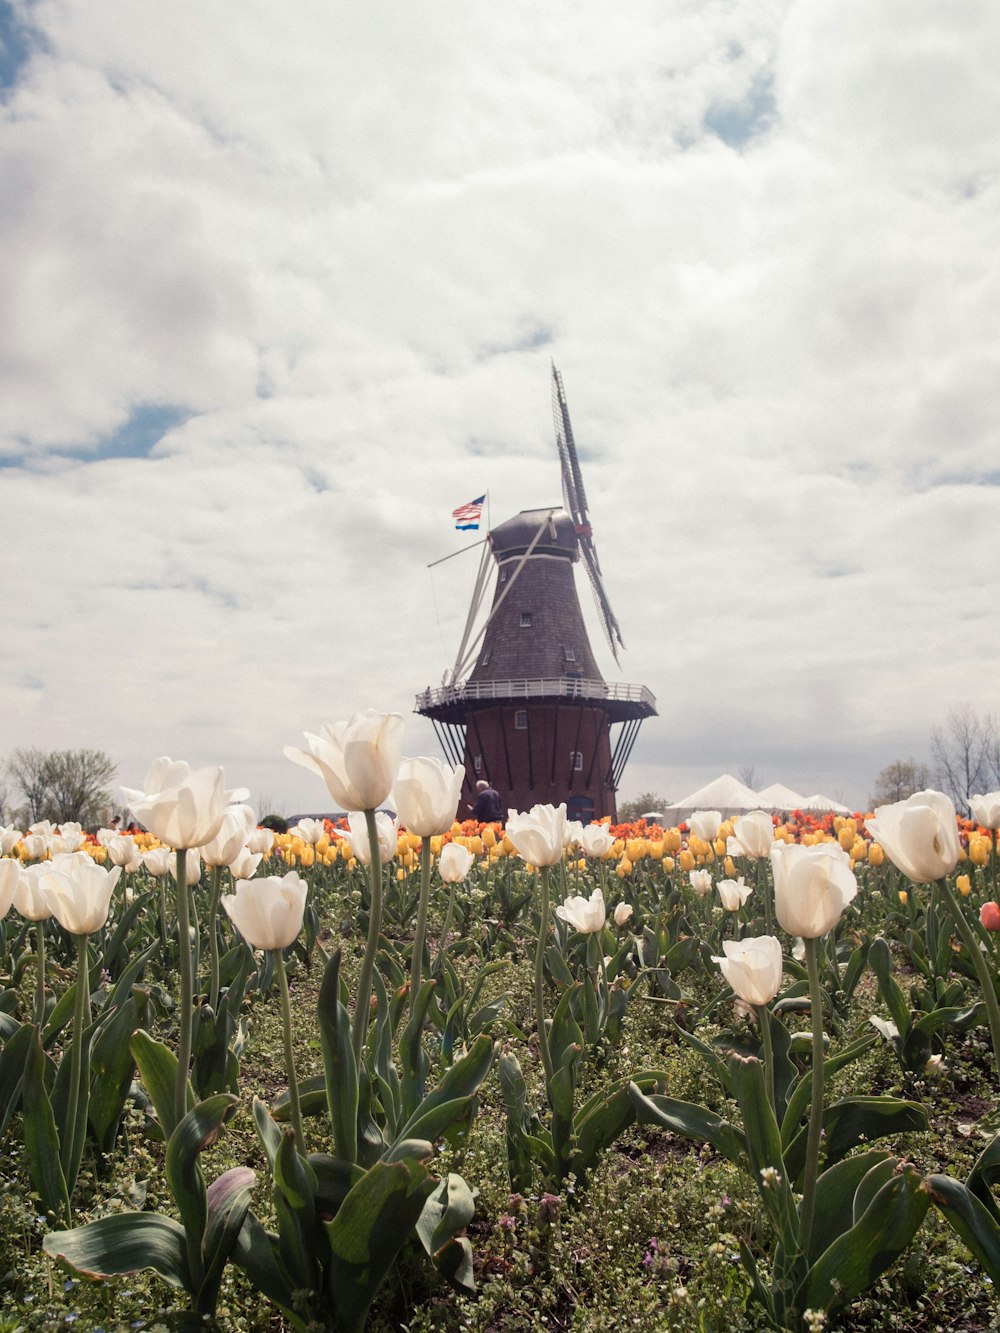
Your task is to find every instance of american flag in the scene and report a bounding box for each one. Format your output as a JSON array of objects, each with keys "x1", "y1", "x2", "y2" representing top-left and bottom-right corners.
[{"x1": 452, "y1": 494, "x2": 486, "y2": 530}]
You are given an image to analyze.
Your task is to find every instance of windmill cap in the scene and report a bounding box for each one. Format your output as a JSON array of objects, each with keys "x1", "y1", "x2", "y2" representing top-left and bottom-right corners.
[{"x1": 490, "y1": 508, "x2": 578, "y2": 561}]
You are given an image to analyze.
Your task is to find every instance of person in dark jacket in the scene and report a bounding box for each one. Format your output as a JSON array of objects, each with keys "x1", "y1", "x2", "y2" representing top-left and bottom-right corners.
[{"x1": 471, "y1": 779, "x2": 504, "y2": 823}]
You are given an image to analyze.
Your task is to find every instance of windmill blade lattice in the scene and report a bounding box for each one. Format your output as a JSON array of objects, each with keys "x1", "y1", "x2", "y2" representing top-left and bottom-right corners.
[{"x1": 550, "y1": 364, "x2": 625, "y2": 662}]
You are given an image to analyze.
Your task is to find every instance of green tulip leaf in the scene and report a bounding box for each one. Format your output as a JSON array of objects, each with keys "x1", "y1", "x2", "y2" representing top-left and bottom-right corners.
[
  {"x1": 309, "y1": 1151, "x2": 366, "y2": 1217},
  {"x1": 325, "y1": 1157, "x2": 438, "y2": 1333},
  {"x1": 230, "y1": 1209, "x2": 297, "y2": 1315},
  {"x1": 199, "y1": 1166, "x2": 256, "y2": 1311},
  {"x1": 967, "y1": 1130, "x2": 1000, "y2": 1224},
  {"x1": 728, "y1": 1055, "x2": 798, "y2": 1249},
  {"x1": 43, "y1": 1212, "x2": 191, "y2": 1290},
  {"x1": 807, "y1": 1150, "x2": 893, "y2": 1262},
  {"x1": 22, "y1": 1024, "x2": 70, "y2": 1223},
  {"x1": 399, "y1": 978, "x2": 436, "y2": 1121},
  {"x1": 780, "y1": 1032, "x2": 879, "y2": 1146},
  {"x1": 927, "y1": 1172, "x2": 1000, "y2": 1283},
  {"x1": 394, "y1": 1035, "x2": 494, "y2": 1144},
  {"x1": 869, "y1": 937, "x2": 912, "y2": 1035},
  {"x1": 165, "y1": 1094, "x2": 239, "y2": 1251},
  {"x1": 0, "y1": 1020, "x2": 32, "y2": 1134},
  {"x1": 784, "y1": 1097, "x2": 928, "y2": 1184},
  {"x1": 271, "y1": 1073, "x2": 327, "y2": 1122},
  {"x1": 89, "y1": 995, "x2": 141, "y2": 1153},
  {"x1": 913, "y1": 1003, "x2": 985, "y2": 1039},
  {"x1": 797, "y1": 1163, "x2": 930, "y2": 1314},
  {"x1": 318, "y1": 949, "x2": 359, "y2": 1166},
  {"x1": 415, "y1": 1171, "x2": 477, "y2": 1292},
  {"x1": 131, "y1": 1029, "x2": 193, "y2": 1141},
  {"x1": 627, "y1": 1083, "x2": 745, "y2": 1166}
]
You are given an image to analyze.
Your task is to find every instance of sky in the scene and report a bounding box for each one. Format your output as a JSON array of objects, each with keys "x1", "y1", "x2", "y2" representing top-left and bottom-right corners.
[{"x1": 2, "y1": 0, "x2": 999, "y2": 818}]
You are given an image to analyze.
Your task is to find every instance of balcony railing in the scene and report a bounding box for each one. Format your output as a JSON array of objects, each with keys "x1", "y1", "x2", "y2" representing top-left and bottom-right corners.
[{"x1": 415, "y1": 677, "x2": 657, "y2": 711}]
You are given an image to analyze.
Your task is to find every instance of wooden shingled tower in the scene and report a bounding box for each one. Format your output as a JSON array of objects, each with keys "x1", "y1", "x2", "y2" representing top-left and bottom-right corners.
[{"x1": 415, "y1": 365, "x2": 656, "y2": 822}]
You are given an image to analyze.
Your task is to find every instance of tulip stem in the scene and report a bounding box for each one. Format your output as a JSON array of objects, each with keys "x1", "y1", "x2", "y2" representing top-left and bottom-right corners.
[
  {"x1": 436, "y1": 880, "x2": 458, "y2": 975},
  {"x1": 351, "y1": 808, "x2": 384, "y2": 1067},
  {"x1": 938, "y1": 876, "x2": 1000, "y2": 1085},
  {"x1": 409, "y1": 838, "x2": 433, "y2": 1015},
  {"x1": 207, "y1": 865, "x2": 224, "y2": 1014},
  {"x1": 274, "y1": 948, "x2": 306, "y2": 1155},
  {"x1": 796, "y1": 937, "x2": 825, "y2": 1261},
  {"x1": 34, "y1": 920, "x2": 47, "y2": 1026},
  {"x1": 757, "y1": 1003, "x2": 775, "y2": 1116},
  {"x1": 60, "y1": 931, "x2": 91, "y2": 1223},
  {"x1": 174, "y1": 847, "x2": 194, "y2": 1126},
  {"x1": 534, "y1": 865, "x2": 554, "y2": 1088}
]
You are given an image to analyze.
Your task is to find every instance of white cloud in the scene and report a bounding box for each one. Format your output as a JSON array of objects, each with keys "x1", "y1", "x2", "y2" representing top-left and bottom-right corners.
[{"x1": 1, "y1": 0, "x2": 998, "y2": 816}]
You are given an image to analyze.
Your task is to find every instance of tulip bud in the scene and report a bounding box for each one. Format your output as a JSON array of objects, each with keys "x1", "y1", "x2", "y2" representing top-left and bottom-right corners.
[
  {"x1": 614, "y1": 902, "x2": 633, "y2": 926},
  {"x1": 981, "y1": 902, "x2": 1000, "y2": 932},
  {"x1": 956, "y1": 874, "x2": 972, "y2": 898}
]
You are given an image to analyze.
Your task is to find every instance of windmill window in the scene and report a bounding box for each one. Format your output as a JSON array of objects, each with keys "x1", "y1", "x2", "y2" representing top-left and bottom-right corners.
[
  {"x1": 520, "y1": 612, "x2": 532, "y2": 628},
  {"x1": 499, "y1": 568, "x2": 507, "y2": 583},
  {"x1": 514, "y1": 709, "x2": 528, "y2": 730},
  {"x1": 562, "y1": 646, "x2": 576, "y2": 662},
  {"x1": 481, "y1": 649, "x2": 491, "y2": 666},
  {"x1": 570, "y1": 750, "x2": 584, "y2": 771},
  {"x1": 474, "y1": 753, "x2": 483, "y2": 774}
]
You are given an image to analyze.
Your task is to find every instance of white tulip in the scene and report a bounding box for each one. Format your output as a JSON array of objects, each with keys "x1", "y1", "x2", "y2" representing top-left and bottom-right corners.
[
  {"x1": 771, "y1": 842, "x2": 857, "y2": 938},
  {"x1": 0, "y1": 858, "x2": 20, "y2": 916},
  {"x1": 393, "y1": 756, "x2": 465, "y2": 836},
  {"x1": 0, "y1": 826, "x2": 23, "y2": 855},
  {"x1": 438, "y1": 842, "x2": 475, "y2": 883},
  {"x1": 505, "y1": 804, "x2": 567, "y2": 867},
  {"x1": 13, "y1": 864, "x2": 52, "y2": 921},
  {"x1": 728, "y1": 810, "x2": 774, "y2": 859},
  {"x1": 37, "y1": 852, "x2": 121, "y2": 935},
  {"x1": 202, "y1": 806, "x2": 258, "y2": 867},
  {"x1": 969, "y1": 792, "x2": 1000, "y2": 830},
  {"x1": 688, "y1": 868, "x2": 713, "y2": 896},
  {"x1": 556, "y1": 887, "x2": 606, "y2": 934},
  {"x1": 712, "y1": 935, "x2": 784, "y2": 1006},
  {"x1": 121, "y1": 757, "x2": 248, "y2": 850},
  {"x1": 717, "y1": 877, "x2": 753, "y2": 911},
  {"x1": 222, "y1": 872, "x2": 308, "y2": 950},
  {"x1": 688, "y1": 810, "x2": 722, "y2": 842},
  {"x1": 285, "y1": 710, "x2": 404, "y2": 812},
  {"x1": 613, "y1": 901, "x2": 634, "y2": 927},
  {"x1": 141, "y1": 846, "x2": 174, "y2": 877},
  {"x1": 289, "y1": 818, "x2": 326, "y2": 845},
  {"x1": 864, "y1": 789, "x2": 961, "y2": 884},
  {"x1": 246, "y1": 826, "x2": 276, "y2": 856},
  {"x1": 338, "y1": 811, "x2": 398, "y2": 866},
  {"x1": 581, "y1": 824, "x2": 616, "y2": 859}
]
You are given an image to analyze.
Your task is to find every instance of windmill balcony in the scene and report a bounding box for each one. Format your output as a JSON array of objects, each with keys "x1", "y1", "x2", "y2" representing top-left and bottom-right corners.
[{"x1": 415, "y1": 677, "x2": 657, "y2": 723}]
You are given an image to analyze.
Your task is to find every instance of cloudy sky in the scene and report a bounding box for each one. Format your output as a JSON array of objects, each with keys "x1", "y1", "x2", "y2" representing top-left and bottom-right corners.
[{"x1": 2, "y1": 0, "x2": 998, "y2": 817}]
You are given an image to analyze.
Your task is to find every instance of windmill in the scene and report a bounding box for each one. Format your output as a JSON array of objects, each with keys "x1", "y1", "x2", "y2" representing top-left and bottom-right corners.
[{"x1": 415, "y1": 365, "x2": 657, "y2": 822}]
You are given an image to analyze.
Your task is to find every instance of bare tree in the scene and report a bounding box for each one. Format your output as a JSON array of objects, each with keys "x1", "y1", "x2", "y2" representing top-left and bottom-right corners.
[
  {"x1": 869, "y1": 758, "x2": 930, "y2": 809},
  {"x1": 7, "y1": 747, "x2": 117, "y2": 827},
  {"x1": 738, "y1": 762, "x2": 760, "y2": 790},
  {"x1": 930, "y1": 707, "x2": 998, "y2": 812}
]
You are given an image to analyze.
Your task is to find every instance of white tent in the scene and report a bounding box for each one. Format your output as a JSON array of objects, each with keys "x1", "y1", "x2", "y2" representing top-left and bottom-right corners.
[
  {"x1": 755, "y1": 782, "x2": 807, "y2": 810},
  {"x1": 664, "y1": 774, "x2": 764, "y2": 824},
  {"x1": 799, "y1": 793, "x2": 853, "y2": 814}
]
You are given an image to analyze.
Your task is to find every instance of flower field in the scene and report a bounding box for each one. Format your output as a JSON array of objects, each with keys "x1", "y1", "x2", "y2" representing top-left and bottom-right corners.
[{"x1": 2, "y1": 719, "x2": 1000, "y2": 1331}]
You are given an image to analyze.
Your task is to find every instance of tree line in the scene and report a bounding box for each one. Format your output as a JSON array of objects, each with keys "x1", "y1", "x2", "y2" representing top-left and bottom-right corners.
[{"x1": 0, "y1": 748, "x2": 117, "y2": 828}]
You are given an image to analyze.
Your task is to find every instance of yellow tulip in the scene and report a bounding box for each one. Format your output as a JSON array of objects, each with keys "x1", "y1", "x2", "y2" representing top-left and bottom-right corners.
[
  {"x1": 868, "y1": 842, "x2": 884, "y2": 867},
  {"x1": 851, "y1": 839, "x2": 867, "y2": 862},
  {"x1": 970, "y1": 838, "x2": 990, "y2": 867},
  {"x1": 664, "y1": 828, "x2": 682, "y2": 853},
  {"x1": 648, "y1": 840, "x2": 663, "y2": 860},
  {"x1": 617, "y1": 857, "x2": 632, "y2": 878},
  {"x1": 679, "y1": 849, "x2": 695, "y2": 873},
  {"x1": 483, "y1": 826, "x2": 497, "y2": 849},
  {"x1": 838, "y1": 826, "x2": 856, "y2": 853},
  {"x1": 663, "y1": 856, "x2": 675, "y2": 873},
  {"x1": 724, "y1": 856, "x2": 736, "y2": 877},
  {"x1": 898, "y1": 890, "x2": 908, "y2": 906},
  {"x1": 957, "y1": 874, "x2": 972, "y2": 897}
]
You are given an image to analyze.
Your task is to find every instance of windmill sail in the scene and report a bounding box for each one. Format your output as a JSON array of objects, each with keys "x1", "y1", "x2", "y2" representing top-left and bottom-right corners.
[{"x1": 551, "y1": 364, "x2": 625, "y2": 662}]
